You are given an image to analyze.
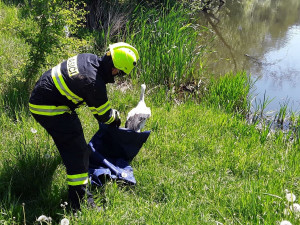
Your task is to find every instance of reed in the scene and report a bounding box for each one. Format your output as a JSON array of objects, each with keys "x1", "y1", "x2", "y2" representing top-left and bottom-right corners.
[
  {"x1": 124, "y1": 3, "x2": 205, "y2": 88},
  {"x1": 250, "y1": 91, "x2": 274, "y2": 124},
  {"x1": 275, "y1": 100, "x2": 289, "y2": 128},
  {"x1": 204, "y1": 71, "x2": 250, "y2": 115}
]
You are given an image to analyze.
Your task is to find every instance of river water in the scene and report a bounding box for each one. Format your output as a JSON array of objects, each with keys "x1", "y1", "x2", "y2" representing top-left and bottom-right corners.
[{"x1": 199, "y1": 0, "x2": 300, "y2": 114}]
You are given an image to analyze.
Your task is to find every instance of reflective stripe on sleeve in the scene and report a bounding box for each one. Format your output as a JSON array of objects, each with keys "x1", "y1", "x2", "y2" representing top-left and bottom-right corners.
[
  {"x1": 67, "y1": 173, "x2": 88, "y2": 186},
  {"x1": 29, "y1": 103, "x2": 71, "y2": 116},
  {"x1": 51, "y1": 64, "x2": 83, "y2": 104},
  {"x1": 104, "y1": 115, "x2": 115, "y2": 124},
  {"x1": 89, "y1": 101, "x2": 111, "y2": 116}
]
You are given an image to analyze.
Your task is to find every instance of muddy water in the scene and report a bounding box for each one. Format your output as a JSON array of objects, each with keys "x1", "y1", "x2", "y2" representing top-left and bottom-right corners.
[{"x1": 199, "y1": 0, "x2": 300, "y2": 113}]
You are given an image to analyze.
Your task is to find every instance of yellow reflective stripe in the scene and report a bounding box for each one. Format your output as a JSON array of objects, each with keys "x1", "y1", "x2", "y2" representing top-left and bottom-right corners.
[
  {"x1": 67, "y1": 173, "x2": 88, "y2": 179},
  {"x1": 68, "y1": 179, "x2": 88, "y2": 186},
  {"x1": 29, "y1": 103, "x2": 70, "y2": 116},
  {"x1": 52, "y1": 64, "x2": 83, "y2": 104},
  {"x1": 105, "y1": 114, "x2": 115, "y2": 124},
  {"x1": 89, "y1": 101, "x2": 111, "y2": 116},
  {"x1": 67, "y1": 173, "x2": 88, "y2": 186}
]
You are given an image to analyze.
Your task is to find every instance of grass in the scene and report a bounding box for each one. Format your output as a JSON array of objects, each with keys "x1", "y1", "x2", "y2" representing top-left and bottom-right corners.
[
  {"x1": 1, "y1": 1, "x2": 300, "y2": 225},
  {"x1": 1, "y1": 86, "x2": 300, "y2": 224},
  {"x1": 205, "y1": 71, "x2": 251, "y2": 115},
  {"x1": 125, "y1": 3, "x2": 205, "y2": 87}
]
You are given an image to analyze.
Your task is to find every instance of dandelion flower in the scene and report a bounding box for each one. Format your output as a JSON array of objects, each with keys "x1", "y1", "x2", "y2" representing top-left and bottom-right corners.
[
  {"x1": 37, "y1": 215, "x2": 49, "y2": 222},
  {"x1": 283, "y1": 208, "x2": 290, "y2": 215},
  {"x1": 286, "y1": 192, "x2": 296, "y2": 202},
  {"x1": 60, "y1": 218, "x2": 70, "y2": 225},
  {"x1": 290, "y1": 203, "x2": 300, "y2": 213},
  {"x1": 30, "y1": 128, "x2": 37, "y2": 134},
  {"x1": 280, "y1": 221, "x2": 292, "y2": 225}
]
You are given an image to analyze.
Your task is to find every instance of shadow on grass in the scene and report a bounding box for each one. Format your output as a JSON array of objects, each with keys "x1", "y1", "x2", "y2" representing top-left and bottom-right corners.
[{"x1": 0, "y1": 143, "x2": 65, "y2": 223}]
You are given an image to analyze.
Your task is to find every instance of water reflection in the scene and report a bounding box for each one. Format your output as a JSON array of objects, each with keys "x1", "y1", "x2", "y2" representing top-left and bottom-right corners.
[
  {"x1": 253, "y1": 25, "x2": 300, "y2": 112},
  {"x1": 200, "y1": 0, "x2": 300, "y2": 112}
]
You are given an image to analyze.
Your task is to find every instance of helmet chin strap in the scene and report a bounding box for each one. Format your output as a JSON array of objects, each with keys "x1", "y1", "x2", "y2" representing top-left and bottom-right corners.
[
  {"x1": 112, "y1": 67, "x2": 126, "y2": 77},
  {"x1": 117, "y1": 70, "x2": 126, "y2": 77},
  {"x1": 112, "y1": 67, "x2": 119, "y2": 76}
]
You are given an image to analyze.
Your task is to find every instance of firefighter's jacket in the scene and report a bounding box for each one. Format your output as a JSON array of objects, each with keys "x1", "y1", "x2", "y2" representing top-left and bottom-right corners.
[{"x1": 29, "y1": 53, "x2": 116, "y2": 124}]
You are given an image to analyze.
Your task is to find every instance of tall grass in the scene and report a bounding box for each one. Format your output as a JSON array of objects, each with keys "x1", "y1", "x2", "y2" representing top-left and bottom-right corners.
[
  {"x1": 205, "y1": 71, "x2": 251, "y2": 115},
  {"x1": 250, "y1": 91, "x2": 274, "y2": 125},
  {"x1": 124, "y1": 3, "x2": 206, "y2": 87},
  {"x1": 276, "y1": 100, "x2": 289, "y2": 128}
]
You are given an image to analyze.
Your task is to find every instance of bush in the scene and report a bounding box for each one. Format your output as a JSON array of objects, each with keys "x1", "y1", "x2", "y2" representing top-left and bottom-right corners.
[{"x1": 0, "y1": 0, "x2": 92, "y2": 118}]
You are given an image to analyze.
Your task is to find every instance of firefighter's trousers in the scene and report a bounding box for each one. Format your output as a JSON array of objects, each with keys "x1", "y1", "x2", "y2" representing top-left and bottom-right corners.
[{"x1": 32, "y1": 112, "x2": 93, "y2": 210}]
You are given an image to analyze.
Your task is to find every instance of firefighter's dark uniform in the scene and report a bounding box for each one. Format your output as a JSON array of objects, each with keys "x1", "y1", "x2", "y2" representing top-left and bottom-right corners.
[{"x1": 29, "y1": 53, "x2": 119, "y2": 209}]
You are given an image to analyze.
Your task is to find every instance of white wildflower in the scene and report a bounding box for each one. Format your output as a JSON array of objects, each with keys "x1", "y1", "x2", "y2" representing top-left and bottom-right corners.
[
  {"x1": 280, "y1": 220, "x2": 292, "y2": 225},
  {"x1": 290, "y1": 203, "x2": 300, "y2": 213},
  {"x1": 60, "y1": 218, "x2": 70, "y2": 225},
  {"x1": 30, "y1": 128, "x2": 37, "y2": 134},
  {"x1": 60, "y1": 201, "x2": 68, "y2": 209},
  {"x1": 36, "y1": 215, "x2": 49, "y2": 222},
  {"x1": 283, "y1": 208, "x2": 290, "y2": 215},
  {"x1": 44, "y1": 154, "x2": 51, "y2": 159},
  {"x1": 286, "y1": 192, "x2": 296, "y2": 202}
]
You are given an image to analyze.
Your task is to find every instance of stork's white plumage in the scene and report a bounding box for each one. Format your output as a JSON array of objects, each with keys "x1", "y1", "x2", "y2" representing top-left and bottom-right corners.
[{"x1": 125, "y1": 84, "x2": 151, "y2": 132}]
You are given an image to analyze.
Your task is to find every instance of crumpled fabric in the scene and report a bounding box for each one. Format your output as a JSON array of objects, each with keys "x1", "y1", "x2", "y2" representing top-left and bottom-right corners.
[{"x1": 88, "y1": 124, "x2": 151, "y2": 186}]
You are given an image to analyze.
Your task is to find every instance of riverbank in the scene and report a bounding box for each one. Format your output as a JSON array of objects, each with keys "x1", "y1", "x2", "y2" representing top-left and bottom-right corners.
[{"x1": 0, "y1": 1, "x2": 299, "y2": 224}]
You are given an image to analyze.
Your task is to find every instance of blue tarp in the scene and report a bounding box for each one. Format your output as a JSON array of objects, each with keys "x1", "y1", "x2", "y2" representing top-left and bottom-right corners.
[{"x1": 88, "y1": 124, "x2": 151, "y2": 186}]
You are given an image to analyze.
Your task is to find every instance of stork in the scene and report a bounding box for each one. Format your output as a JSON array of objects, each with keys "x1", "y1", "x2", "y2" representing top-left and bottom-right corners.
[{"x1": 125, "y1": 84, "x2": 151, "y2": 132}]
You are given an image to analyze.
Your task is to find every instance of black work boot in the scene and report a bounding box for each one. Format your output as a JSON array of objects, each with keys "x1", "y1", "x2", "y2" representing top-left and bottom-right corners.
[
  {"x1": 68, "y1": 185, "x2": 84, "y2": 211},
  {"x1": 87, "y1": 194, "x2": 103, "y2": 212},
  {"x1": 68, "y1": 185, "x2": 102, "y2": 212}
]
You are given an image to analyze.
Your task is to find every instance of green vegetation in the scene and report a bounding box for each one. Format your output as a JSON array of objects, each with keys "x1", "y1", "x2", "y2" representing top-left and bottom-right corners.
[
  {"x1": 125, "y1": 3, "x2": 204, "y2": 87},
  {"x1": 0, "y1": 0, "x2": 300, "y2": 224},
  {"x1": 205, "y1": 72, "x2": 250, "y2": 115}
]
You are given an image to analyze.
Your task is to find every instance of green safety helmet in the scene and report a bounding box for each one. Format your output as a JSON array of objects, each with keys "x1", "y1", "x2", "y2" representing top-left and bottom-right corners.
[{"x1": 108, "y1": 42, "x2": 139, "y2": 75}]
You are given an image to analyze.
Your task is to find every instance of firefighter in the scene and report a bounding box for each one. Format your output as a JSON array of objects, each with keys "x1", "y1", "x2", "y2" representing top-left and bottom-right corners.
[{"x1": 29, "y1": 42, "x2": 139, "y2": 210}]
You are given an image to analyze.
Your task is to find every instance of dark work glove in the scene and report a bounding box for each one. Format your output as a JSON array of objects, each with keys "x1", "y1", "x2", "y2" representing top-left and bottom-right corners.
[{"x1": 110, "y1": 109, "x2": 121, "y2": 128}]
